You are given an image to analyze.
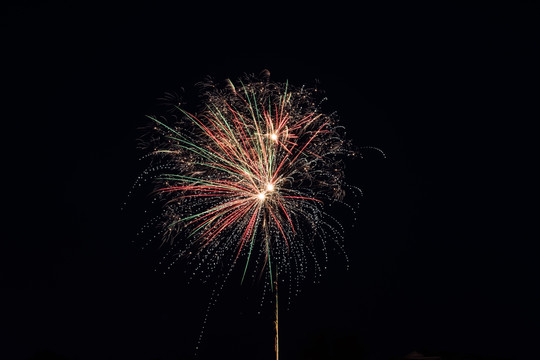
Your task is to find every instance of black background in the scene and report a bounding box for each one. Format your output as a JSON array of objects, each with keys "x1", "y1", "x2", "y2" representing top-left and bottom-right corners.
[{"x1": 3, "y1": 3, "x2": 537, "y2": 360}]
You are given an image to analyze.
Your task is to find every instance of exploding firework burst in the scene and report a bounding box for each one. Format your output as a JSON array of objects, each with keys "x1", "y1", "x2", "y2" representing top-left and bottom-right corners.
[{"x1": 135, "y1": 71, "x2": 363, "y2": 295}]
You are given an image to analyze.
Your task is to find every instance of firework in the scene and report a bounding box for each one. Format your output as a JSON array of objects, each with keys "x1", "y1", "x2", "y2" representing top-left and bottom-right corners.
[
  {"x1": 134, "y1": 70, "x2": 364, "y2": 357},
  {"x1": 136, "y1": 71, "x2": 354, "y2": 292},
  {"x1": 139, "y1": 71, "x2": 356, "y2": 289}
]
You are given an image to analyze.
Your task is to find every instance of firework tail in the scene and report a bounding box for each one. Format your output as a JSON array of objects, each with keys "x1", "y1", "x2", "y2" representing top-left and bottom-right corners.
[{"x1": 275, "y1": 269, "x2": 279, "y2": 360}]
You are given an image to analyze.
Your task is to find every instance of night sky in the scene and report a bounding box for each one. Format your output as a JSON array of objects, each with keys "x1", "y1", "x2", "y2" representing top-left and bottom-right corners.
[{"x1": 3, "y1": 3, "x2": 537, "y2": 360}]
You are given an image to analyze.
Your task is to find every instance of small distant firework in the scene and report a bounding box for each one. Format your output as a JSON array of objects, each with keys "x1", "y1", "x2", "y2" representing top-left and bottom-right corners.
[{"x1": 137, "y1": 71, "x2": 359, "y2": 291}]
